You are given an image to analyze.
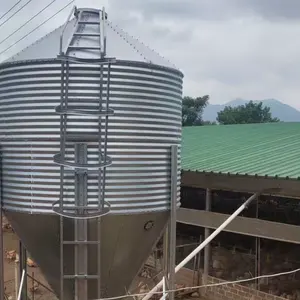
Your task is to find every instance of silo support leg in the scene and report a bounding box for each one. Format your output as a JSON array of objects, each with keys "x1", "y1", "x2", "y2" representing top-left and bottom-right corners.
[
  {"x1": 160, "y1": 145, "x2": 177, "y2": 300},
  {"x1": 168, "y1": 145, "x2": 178, "y2": 300}
]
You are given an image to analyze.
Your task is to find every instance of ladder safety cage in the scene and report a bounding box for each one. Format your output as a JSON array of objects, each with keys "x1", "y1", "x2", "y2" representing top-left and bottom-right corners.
[{"x1": 51, "y1": 6, "x2": 116, "y2": 300}]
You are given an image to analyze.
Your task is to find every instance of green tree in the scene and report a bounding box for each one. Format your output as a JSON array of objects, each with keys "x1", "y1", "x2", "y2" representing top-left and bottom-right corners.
[
  {"x1": 202, "y1": 120, "x2": 217, "y2": 125},
  {"x1": 182, "y1": 95, "x2": 209, "y2": 126},
  {"x1": 217, "y1": 101, "x2": 280, "y2": 125}
]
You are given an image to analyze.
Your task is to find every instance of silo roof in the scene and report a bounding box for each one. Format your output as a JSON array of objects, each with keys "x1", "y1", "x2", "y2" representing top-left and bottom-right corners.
[{"x1": 3, "y1": 11, "x2": 178, "y2": 70}]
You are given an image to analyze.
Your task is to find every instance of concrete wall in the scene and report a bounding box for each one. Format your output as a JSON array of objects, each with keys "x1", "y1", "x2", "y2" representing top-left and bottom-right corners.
[
  {"x1": 177, "y1": 268, "x2": 287, "y2": 300},
  {"x1": 204, "y1": 276, "x2": 287, "y2": 300}
]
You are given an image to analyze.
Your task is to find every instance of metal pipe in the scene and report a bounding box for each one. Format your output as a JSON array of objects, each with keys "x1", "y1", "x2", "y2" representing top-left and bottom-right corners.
[
  {"x1": 58, "y1": 61, "x2": 65, "y2": 212},
  {"x1": 100, "y1": 63, "x2": 111, "y2": 210},
  {"x1": 27, "y1": 274, "x2": 55, "y2": 294},
  {"x1": 17, "y1": 269, "x2": 25, "y2": 300},
  {"x1": 74, "y1": 144, "x2": 88, "y2": 300},
  {"x1": 98, "y1": 62, "x2": 104, "y2": 211},
  {"x1": 168, "y1": 145, "x2": 177, "y2": 300},
  {"x1": 97, "y1": 52, "x2": 104, "y2": 300},
  {"x1": 203, "y1": 188, "x2": 212, "y2": 285},
  {"x1": 19, "y1": 242, "x2": 27, "y2": 300},
  {"x1": 161, "y1": 277, "x2": 166, "y2": 300},
  {"x1": 59, "y1": 216, "x2": 64, "y2": 300},
  {"x1": 155, "y1": 242, "x2": 202, "y2": 251},
  {"x1": 142, "y1": 192, "x2": 261, "y2": 300}
]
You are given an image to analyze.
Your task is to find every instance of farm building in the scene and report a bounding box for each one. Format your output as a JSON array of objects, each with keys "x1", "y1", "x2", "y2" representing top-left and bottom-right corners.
[
  {"x1": 174, "y1": 122, "x2": 300, "y2": 300},
  {"x1": 2, "y1": 121, "x2": 300, "y2": 300}
]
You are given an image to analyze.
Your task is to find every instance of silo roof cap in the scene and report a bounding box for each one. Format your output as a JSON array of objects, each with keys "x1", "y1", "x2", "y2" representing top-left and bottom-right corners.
[{"x1": 4, "y1": 7, "x2": 179, "y2": 71}]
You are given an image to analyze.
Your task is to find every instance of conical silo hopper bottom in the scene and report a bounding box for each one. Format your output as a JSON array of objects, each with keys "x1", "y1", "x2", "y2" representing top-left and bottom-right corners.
[{"x1": 5, "y1": 211, "x2": 169, "y2": 300}]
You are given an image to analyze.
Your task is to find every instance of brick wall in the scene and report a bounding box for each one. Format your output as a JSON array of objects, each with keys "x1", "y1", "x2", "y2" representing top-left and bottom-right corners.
[
  {"x1": 176, "y1": 267, "x2": 200, "y2": 287},
  {"x1": 177, "y1": 268, "x2": 287, "y2": 300}
]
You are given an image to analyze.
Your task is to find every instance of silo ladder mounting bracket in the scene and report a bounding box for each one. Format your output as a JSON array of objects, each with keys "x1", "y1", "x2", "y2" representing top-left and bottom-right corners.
[{"x1": 57, "y1": 55, "x2": 116, "y2": 65}]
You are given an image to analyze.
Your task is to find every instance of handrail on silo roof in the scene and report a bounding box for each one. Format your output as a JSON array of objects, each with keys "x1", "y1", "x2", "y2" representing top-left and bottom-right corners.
[
  {"x1": 100, "y1": 7, "x2": 106, "y2": 57},
  {"x1": 59, "y1": 5, "x2": 77, "y2": 55}
]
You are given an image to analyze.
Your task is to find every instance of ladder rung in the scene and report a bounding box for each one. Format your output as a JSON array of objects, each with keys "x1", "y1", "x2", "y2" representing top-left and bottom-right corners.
[
  {"x1": 63, "y1": 275, "x2": 99, "y2": 279},
  {"x1": 74, "y1": 33, "x2": 100, "y2": 37},
  {"x1": 63, "y1": 241, "x2": 99, "y2": 245},
  {"x1": 78, "y1": 21, "x2": 99, "y2": 25},
  {"x1": 68, "y1": 46, "x2": 101, "y2": 50}
]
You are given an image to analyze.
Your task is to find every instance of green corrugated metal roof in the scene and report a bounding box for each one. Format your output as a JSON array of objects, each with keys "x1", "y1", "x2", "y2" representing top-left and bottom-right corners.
[{"x1": 182, "y1": 122, "x2": 300, "y2": 179}]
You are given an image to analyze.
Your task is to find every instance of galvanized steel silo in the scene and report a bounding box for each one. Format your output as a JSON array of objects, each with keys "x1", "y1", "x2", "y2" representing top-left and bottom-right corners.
[{"x1": 0, "y1": 7, "x2": 183, "y2": 300}]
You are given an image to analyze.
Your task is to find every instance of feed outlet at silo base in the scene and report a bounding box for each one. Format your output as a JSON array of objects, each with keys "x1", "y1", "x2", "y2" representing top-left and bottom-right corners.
[{"x1": 0, "y1": 5, "x2": 183, "y2": 300}]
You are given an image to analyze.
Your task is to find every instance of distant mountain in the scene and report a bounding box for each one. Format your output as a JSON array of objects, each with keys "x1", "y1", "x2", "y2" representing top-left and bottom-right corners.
[{"x1": 203, "y1": 99, "x2": 300, "y2": 122}]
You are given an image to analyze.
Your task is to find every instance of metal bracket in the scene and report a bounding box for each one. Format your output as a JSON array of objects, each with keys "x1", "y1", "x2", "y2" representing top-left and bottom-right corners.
[
  {"x1": 53, "y1": 153, "x2": 112, "y2": 170},
  {"x1": 55, "y1": 106, "x2": 114, "y2": 116},
  {"x1": 56, "y1": 55, "x2": 116, "y2": 65},
  {"x1": 52, "y1": 200, "x2": 111, "y2": 220}
]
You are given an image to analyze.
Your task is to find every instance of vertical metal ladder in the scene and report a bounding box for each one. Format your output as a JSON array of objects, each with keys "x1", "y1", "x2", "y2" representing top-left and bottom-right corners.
[{"x1": 52, "y1": 7, "x2": 116, "y2": 300}]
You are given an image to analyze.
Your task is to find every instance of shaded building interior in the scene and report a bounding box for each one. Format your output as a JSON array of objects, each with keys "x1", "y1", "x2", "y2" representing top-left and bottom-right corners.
[{"x1": 175, "y1": 180, "x2": 300, "y2": 298}]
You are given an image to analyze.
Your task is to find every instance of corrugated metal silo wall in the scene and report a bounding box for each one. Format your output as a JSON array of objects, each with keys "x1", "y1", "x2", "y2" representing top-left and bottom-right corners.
[{"x1": 0, "y1": 60, "x2": 183, "y2": 214}]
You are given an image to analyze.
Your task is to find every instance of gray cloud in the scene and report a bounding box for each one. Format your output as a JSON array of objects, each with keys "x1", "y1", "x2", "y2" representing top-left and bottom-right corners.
[
  {"x1": 1, "y1": 0, "x2": 300, "y2": 110},
  {"x1": 110, "y1": 0, "x2": 300, "y2": 22},
  {"x1": 106, "y1": 0, "x2": 300, "y2": 110},
  {"x1": 234, "y1": 0, "x2": 300, "y2": 21}
]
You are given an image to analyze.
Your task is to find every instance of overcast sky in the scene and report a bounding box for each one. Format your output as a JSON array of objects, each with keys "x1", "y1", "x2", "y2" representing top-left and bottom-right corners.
[{"x1": 1, "y1": 0, "x2": 300, "y2": 110}]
